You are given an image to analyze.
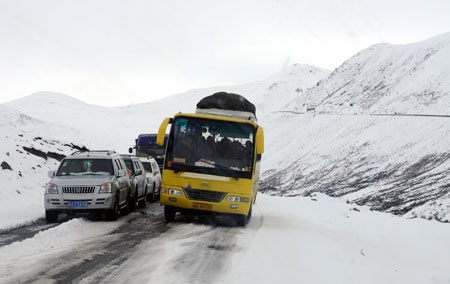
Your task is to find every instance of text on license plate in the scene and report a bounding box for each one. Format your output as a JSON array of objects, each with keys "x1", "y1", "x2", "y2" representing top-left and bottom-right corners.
[
  {"x1": 193, "y1": 203, "x2": 212, "y2": 210},
  {"x1": 69, "y1": 201, "x2": 87, "y2": 208}
]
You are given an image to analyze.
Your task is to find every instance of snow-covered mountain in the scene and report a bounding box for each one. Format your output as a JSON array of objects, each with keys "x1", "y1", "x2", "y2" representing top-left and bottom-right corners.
[
  {"x1": 293, "y1": 32, "x2": 450, "y2": 114},
  {"x1": 261, "y1": 32, "x2": 450, "y2": 222},
  {"x1": 4, "y1": 65, "x2": 329, "y2": 156},
  {"x1": 0, "y1": 105, "x2": 87, "y2": 228}
]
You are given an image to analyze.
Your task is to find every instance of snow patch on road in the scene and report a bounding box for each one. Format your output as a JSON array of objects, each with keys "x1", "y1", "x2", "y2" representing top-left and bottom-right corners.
[{"x1": 0, "y1": 218, "x2": 125, "y2": 283}]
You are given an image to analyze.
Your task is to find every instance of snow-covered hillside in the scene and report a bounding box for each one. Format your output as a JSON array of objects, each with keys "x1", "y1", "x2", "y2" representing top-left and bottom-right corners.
[
  {"x1": 4, "y1": 64, "x2": 329, "y2": 160},
  {"x1": 0, "y1": 105, "x2": 87, "y2": 228},
  {"x1": 292, "y1": 32, "x2": 450, "y2": 114},
  {"x1": 261, "y1": 32, "x2": 450, "y2": 222}
]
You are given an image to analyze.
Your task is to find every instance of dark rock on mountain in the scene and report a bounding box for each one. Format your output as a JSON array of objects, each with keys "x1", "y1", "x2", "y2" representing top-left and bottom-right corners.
[{"x1": 1, "y1": 161, "x2": 12, "y2": 170}]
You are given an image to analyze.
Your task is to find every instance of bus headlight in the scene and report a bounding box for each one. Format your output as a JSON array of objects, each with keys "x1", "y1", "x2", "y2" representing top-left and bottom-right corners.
[
  {"x1": 226, "y1": 196, "x2": 250, "y2": 203},
  {"x1": 227, "y1": 196, "x2": 240, "y2": 202},
  {"x1": 162, "y1": 188, "x2": 182, "y2": 196}
]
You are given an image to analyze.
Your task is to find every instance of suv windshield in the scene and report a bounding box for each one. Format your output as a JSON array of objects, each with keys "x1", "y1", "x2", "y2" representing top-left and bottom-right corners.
[
  {"x1": 56, "y1": 159, "x2": 114, "y2": 176},
  {"x1": 165, "y1": 116, "x2": 256, "y2": 179}
]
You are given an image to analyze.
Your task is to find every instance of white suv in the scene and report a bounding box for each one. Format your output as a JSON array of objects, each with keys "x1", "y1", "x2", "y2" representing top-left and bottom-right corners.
[
  {"x1": 139, "y1": 157, "x2": 161, "y2": 201},
  {"x1": 45, "y1": 150, "x2": 132, "y2": 222},
  {"x1": 121, "y1": 154, "x2": 147, "y2": 209}
]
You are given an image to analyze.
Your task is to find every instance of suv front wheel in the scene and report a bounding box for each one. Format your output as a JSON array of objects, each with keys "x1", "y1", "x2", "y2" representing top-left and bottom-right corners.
[
  {"x1": 105, "y1": 196, "x2": 119, "y2": 221},
  {"x1": 45, "y1": 210, "x2": 59, "y2": 223}
]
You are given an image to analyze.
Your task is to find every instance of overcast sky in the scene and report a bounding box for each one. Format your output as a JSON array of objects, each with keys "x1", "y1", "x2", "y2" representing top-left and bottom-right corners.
[{"x1": 0, "y1": 0, "x2": 449, "y2": 107}]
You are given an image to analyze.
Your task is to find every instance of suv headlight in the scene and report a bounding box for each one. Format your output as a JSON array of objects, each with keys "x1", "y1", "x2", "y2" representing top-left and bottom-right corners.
[
  {"x1": 99, "y1": 183, "x2": 112, "y2": 193},
  {"x1": 46, "y1": 183, "x2": 59, "y2": 194},
  {"x1": 161, "y1": 188, "x2": 182, "y2": 196}
]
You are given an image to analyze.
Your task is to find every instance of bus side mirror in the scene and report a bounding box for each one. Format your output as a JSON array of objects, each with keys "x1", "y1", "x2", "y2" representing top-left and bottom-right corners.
[
  {"x1": 157, "y1": 118, "x2": 172, "y2": 146},
  {"x1": 128, "y1": 147, "x2": 133, "y2": 154},
  {"x1": 256, "y1": 126, "x2": 264, "y2": 155}
]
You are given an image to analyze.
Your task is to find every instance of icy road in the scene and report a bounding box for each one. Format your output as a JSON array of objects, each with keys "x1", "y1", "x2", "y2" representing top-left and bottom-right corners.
[{"x1": 1, "y1": 195, "x2": 450, "y2": 284}]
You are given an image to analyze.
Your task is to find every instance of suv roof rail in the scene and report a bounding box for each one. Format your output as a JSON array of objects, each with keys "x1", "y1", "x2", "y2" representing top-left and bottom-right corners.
[
  {"x1": 138, "y1": 155, "x2": 155, "y2": 160},
  {"x1": 71, "y1": 150, "x2": 116, "y2": 156},
  {"x1": 120, "y1": 154, "x2": 135, "y2": 157},
  {"x1": 71, "y1": 150, "x2": 88, "y2": 155}
]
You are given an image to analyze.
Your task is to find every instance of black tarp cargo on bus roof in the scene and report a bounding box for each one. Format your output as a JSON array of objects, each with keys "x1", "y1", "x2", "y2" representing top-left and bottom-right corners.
[{"x1": 196, "y1": 92, "x2": 256, "y2": 115}]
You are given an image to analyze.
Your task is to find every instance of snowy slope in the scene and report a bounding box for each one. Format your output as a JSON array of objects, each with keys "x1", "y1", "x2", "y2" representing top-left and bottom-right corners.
[
  {"x1": 261, "y1": 32, "x2": 450, "y2": 222},
  {"x1": 292, "y1": 32, "x2": 450, "y2": 114},
  {"x1": 0, "y1": 105, "x2": 87, "y2": 228},
  {"x1": 4, "y1": 65, "x2": 328, "y2": 158}
]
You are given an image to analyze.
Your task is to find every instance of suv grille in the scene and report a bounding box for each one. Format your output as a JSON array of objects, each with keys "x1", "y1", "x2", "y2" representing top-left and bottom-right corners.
[
  {"x1": 184, "y1": 188, "x2": 226, "y2": 203},
  {"x1": 62, "y1": 186, "x2": 96, "y2": 194}
]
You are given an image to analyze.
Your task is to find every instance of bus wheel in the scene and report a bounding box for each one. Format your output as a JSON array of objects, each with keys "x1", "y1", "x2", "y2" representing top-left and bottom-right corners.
[
  {"x1": 247, "y1": 205, "x2": 253, "y2": 220},
  {"x1": 236, "y1": 214, "x2": 247, "y2": 226},
  {"x1": 164, "y1": 206, "x2": 176, "y2": 222},
  {"x1": 236, "y1": 205, "x2": 252, "y2": 226}
]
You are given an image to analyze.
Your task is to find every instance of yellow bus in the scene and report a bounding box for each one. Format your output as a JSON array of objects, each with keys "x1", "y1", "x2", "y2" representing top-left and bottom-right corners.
[{"x1": 156, "y1": 92, "x2": 264, "y2": 226}]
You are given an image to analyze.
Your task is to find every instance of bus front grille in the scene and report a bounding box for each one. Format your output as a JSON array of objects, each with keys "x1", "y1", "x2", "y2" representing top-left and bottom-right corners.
[{"x1": 184, "y1": 188, "x2": 226, "y2": 203}]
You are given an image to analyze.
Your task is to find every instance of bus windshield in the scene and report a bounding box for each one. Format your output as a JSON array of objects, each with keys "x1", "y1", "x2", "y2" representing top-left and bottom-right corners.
[
  {"x1": 135, "y1": 134, "x2": 167, "y2": 170},
  {"x1": 137, "y1": 144, "x2": 165, "y2": 157},
  {"x1": 165, "y1": 116, "x2": 256, "y2": 179}
]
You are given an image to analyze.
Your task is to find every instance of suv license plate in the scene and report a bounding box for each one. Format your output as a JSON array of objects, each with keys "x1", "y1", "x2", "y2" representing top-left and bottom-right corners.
[
  {"x1": 193, "y1": 203, "x2": 212, "y2": 210},
  {"x1": 69, "y1": 201, "x2": 87, "y2": 208}
]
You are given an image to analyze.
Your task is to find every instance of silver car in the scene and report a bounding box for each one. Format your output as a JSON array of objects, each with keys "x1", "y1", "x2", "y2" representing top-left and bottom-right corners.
[
  {"x1": 121, "y1": 154, "x2": 147, "y2": 209},
  {"x1": 44, "y1": 150, "x2": 132, "y2": 222},
  {"x1": 139, "y1": 156, "x2": 161, "y2": 202}
]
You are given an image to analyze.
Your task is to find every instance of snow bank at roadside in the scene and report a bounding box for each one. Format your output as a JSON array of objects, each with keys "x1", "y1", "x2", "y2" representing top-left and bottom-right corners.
[{"x1": 221, "y1": 194, "x2": 450, "y2": 284}]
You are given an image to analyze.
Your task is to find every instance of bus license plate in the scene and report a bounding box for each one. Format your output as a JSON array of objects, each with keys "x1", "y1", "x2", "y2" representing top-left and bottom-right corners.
[
  {"x1": 69, "y1": 201, "x2": 87, "y2": 208},
  {"x1": 193, "y1": 203, "x2": 212, "y2": 210}
]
